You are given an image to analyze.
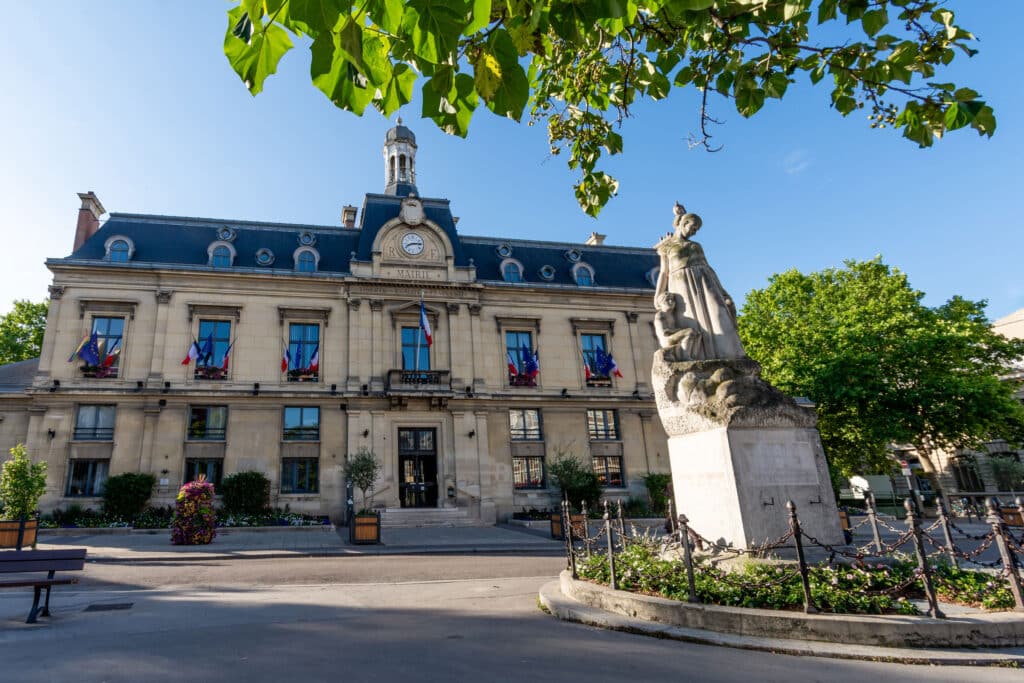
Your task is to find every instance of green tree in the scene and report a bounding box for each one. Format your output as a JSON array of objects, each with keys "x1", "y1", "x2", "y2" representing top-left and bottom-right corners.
[
  {"x1": 345, "y1": 447, "x2": 382, "y2": 511},
  {"x1": 0, "y1": 300, "x2": 48, "y2": 365},
  {"x1": 221, "y1": 1, "x2": 993, "y2": 216},
  {"x1": 0, "y1": 444, "x2": 48, "y2": 520},
  {"x1": 738, "y1": 258, "x2": 1024, "y2": 477}
]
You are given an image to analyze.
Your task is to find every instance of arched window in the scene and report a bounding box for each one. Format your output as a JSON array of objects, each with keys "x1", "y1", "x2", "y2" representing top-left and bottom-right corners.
[
  {"x1": 574, "y1": 264, "x2": 594, "y2": 287},
  {"x1": 212, "y1": 246, "x2": 232, "y2": 268},
  {"x1": 297, "y1": 251, "x2": 316, "y2": 273},
  {"x1": 502, "y1": 260, "x2": 523, "y2": 283},
  {"x1": 398, "y1": 154, "x2": 407, "y2": 181},
  {"x1": 109, "y1": 240, "x2": 130, "y2": 263},
  {"x1": 389, "y1": 156, "x2": 396, "y2": 183}
]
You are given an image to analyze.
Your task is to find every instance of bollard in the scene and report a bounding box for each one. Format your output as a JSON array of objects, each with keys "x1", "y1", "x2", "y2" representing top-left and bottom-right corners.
[
  {"x1": 678, "y1": 514, "x2": 698, "y2": 603},
  {"x1": 865, "y1": 492, "x2": 883, "y2": 554},
  {"x1": 786, "y1": 501, "x2": 817, "y2": 614},
  {"x1": 580, "y1": 501, "x2": 592, "y2": 559},
  {"x1": 905, "y1": 498, "x2": 944, "y2": 618},
  {"x1": 935, "y1": 496, "x2": 959, "y2": 569},
  {"x1": 666, "y1": 497, "x2": 678, "y2": 535},
  {"x1": 616, "y1": 499, "x2": 626, "y2": 539},
  {"x1": 604, "y1": 500, "x2": 617, "y2": 590},
  {"x1": 15, "y1": 516, "x2": 27, "y2": 552},
  {"x1": 563, "y1": 499, "x2": 578, "y2": 578},
  {"x1": 985, "y1": 498, "x2": 1024, "y2": 611}
]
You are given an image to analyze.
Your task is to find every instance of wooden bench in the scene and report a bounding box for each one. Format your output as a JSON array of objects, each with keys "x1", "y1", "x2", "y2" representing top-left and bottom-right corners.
[{"x1": 0, "y1": 549, "x2": 87, "y2": 623}]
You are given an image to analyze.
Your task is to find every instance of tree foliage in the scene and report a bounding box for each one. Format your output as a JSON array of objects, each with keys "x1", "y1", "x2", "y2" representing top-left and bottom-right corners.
[
  {"x1": 738, "y1": 258, "x2": 1024, "y2": 476},
  {"x1": 0, "y1": 300, "x2": 47, "y2": 366},
  {"x1": 0, "y1": 444, "x2": 48, "y2": 520},
  {"x1": 222, "y1": 1, "x2": 993, "y2": 216},
  {"x1": 345, "y1": 447, "x2": 382, "y2": 511}
]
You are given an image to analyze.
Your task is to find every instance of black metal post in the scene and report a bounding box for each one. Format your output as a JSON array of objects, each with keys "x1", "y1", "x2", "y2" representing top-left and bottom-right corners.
[
  {"x1": 666, "y1": 496, "x2": 677, "y2": 535},
  {"x1": 786, "y1": 501, "x2": 817, "y2": 614},
  {"x1": 15, "y1": 515, "x2": 26, "y2": 552},
  {"x1": 905, "y1": 498, "x2": 944, "y2": 618},
  {"x1": 678, "y1": 514, "x2": 698, "y2": 603},
  {"x1": 935, "y1": 495, "x2": 959, "y2": 568},
  {"x1": 580, "y1": 501, "x2": 591, "y2": 559},
  {"x1": 604, "y1": 500, "x2": 617, "y2": 590},
  {"x1": 985, "y1": 498, "x2": 1023, "y2": 611},
  {"x1": 865, "y1": 492, "x2": 883, "y2": 554},
  {"x1": 616, "y1": 498, "x2": 626, "y2": 539},
  {"x1": 564, "y1": 499, "x2": 578, "y2": 578}
]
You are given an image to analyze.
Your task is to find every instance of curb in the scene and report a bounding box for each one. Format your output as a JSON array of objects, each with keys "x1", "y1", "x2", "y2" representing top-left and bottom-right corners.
[{"x1": 538, "y1": 581, "x2": 1024, "y2": 666}]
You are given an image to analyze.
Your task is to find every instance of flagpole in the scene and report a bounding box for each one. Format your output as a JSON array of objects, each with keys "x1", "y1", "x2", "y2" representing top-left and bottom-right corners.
[{"x1": 414, "y1": 290, "x2": 423, "y2": 373}]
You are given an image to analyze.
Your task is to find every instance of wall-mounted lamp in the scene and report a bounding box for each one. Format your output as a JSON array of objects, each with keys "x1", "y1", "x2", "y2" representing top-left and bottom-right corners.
[
  {"x1": 467, "y1": 430, "x2": 476, "y2": 439},
  {"x1": 253, "y1": 382, "x2": 260, "y2": 396},
  {"x1": 362, "y1": 428, "x2": 370, "y2": 438},
  {"x1": 465, "y1": 385, "x2": 473, "y2": 398},
  {"x1": 330, "y1": 383, "x2": 337, "y2": 396},
  {"x1": 631, "y1": 389, "x2": 641, "y2": 400},
  {"x1": 158, "y1": 399, "x2": 167, "y2": 407},
  {"x1": 50, "y1": 379, "x2": 60, "y2": 393},
  {"x1": 47, "y1": 428, "x2": 56, "y2": 440},
  {"x1": 361, "y1": 383, "x2": 369, "y2": 397},
  {"x1": 135, "y1": 380, "x2": 145, "y2": 392},
  {"x1": 561, "y1": 388, "x2": 570, "y2": 398},
  {"x1": 163, "y1": 381, "x2": 171, "y2": 394},
  {"x1": 160, "y1": 469, "x2": 169, "y2": 476}
]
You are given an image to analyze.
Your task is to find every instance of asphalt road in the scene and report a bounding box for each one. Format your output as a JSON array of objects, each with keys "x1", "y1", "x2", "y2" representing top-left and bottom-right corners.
[{"x1": 1, "y1": 554, "x2": 1021, "y2": 683}]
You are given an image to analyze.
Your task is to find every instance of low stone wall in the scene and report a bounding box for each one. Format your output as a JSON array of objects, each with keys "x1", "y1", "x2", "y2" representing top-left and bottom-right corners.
[{"x1": 559, "y1": 571, "x2": 1024, "y2": 648}]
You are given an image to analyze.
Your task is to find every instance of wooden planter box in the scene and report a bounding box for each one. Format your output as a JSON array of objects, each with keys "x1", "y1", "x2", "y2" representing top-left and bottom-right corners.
[
  {"x1": 0, "y1": 519, "x2": 38, "y2": 549},
  {"x1": 1000, "y1": 507, "x2": 1023, "y2": 527},
  {"x1": 550, "y1": 513, "x2": 587, "y2": 540},
  {"x1": 350, "y1": 512, "x2": 381, "y2": 544}
]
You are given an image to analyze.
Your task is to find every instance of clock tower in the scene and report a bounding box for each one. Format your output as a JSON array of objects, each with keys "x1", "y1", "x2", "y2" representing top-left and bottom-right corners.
[{"x1": 383, "y1": 118, "x2": 418, "y2": 197}]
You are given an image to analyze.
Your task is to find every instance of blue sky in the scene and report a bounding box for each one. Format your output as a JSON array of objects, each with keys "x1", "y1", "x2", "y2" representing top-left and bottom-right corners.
[{"x1": 1, "y1": 3, "x2": 1020, "y2": 320}]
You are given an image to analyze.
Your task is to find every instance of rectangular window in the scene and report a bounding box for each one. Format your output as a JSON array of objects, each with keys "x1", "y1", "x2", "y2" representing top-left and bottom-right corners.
[
  {"x1": 586, "y1": 409, "x2": 619, "y2": 440},
  {"x1": 401, "y1": 326, "x2": 430, "y2": 370},
  {"x1": 66, "y1": 459, "x2": 109, "y2": 497},
  {"x1": 184, "y1": 458, "x2": 224, "y2": 488},
  {"x1": 505, "y1": 331, "x2": 536, "y2": 386},
  {"x1": 283, "y1": 406, "x2": 320, "y2": 441},
  {"x1": 581, "y1": 333, "x2": 611, "y2": 387},
  {"x1": 195, "y1": 319, "x2": 232, "y2": 380},
  {"x1": 287, "y1": 323, "x2": 320, "y2": 382},
  {"x1": 281, "y1": 458, "x2": 320, "y2": 493},
  {"x1": 187, "y1": 406, "x2": 228, "y2": 440},
  {"x1": 513, "y1": 456, "x2": 545, "y2": 489},
  {"x1": 593, "y1": 456, "x2": 624, "y2": 488},
  {"x1": 74, "y1": 405, "x2": 116, "y2": 440},
  {"x1": 88, "y1": 316, "x2": 124, "y2": 377},
  {"x1": 509, "y1": 409, "x2": 542, "y2": 440}
]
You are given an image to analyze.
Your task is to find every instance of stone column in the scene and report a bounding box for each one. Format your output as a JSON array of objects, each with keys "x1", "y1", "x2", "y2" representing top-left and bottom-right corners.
[
  {"x1": 150, "y1": 289, "x2": 173, "y2": 380},
  {"x1": 369, "y1": 300, "x2": 384, "y2": 391},
  {"x1": 468, "y1": 304, "x2": 483, "y2": 391},
  {"x1": 346, "y1": 298, "x2": 362, "y2": 392},
  {"x1": 36, "y1": 286, "x2": 66, "y2": 378}
]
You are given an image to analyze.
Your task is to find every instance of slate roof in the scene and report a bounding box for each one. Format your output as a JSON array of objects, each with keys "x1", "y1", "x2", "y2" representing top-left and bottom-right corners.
[
  {"x1": 57, "y1": 193, "x2": 658, "y2": 291},
  {"x1": 0, "y1": 358, "x2": 38, "y2": 393}
]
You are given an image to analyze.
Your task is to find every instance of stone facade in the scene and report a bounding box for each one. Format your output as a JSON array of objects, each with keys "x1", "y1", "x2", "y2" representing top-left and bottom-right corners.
[{"x1": 0, "y1": 126, "x2": 670, "y2": 522}]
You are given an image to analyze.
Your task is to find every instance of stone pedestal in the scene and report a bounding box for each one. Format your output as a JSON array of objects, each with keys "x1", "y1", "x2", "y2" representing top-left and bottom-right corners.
[{"x1": 653, "y1": 352, "x2": 843, "y2": 548}]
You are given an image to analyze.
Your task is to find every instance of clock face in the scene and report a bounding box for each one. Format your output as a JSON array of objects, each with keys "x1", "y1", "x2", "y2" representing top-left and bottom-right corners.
[{"x1": 401, "y1": 233, "x2": 425, "y2": 255}]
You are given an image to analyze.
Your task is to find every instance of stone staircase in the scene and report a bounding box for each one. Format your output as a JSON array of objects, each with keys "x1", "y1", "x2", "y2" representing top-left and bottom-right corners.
[{"x1": 380, "y1": 507, "x2": 487, "y2": 528}]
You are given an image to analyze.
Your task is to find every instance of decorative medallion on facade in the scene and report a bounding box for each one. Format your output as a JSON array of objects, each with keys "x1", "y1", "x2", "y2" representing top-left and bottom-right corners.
[
  {"x1": 399, "y1": 197, "x2": 424, "y2": 225},
  {"x1": 538, "y1": 265, "x2": 556, "y2": 281},
  {"x1": 495, "y1": 244, "x2": 513, "y2": 258},
  {"x1": 255, "y1": 248, "x2": 275, "y2": 266},
  {"x1": 216, "y1": 227, "x2": 237, "y2": 242},
  {"x1": 297, "y1": 231, "x2": 317, "y2": 246},
  {"x1": 564, "y1": 248, "x2": 582, "y2": 262}
]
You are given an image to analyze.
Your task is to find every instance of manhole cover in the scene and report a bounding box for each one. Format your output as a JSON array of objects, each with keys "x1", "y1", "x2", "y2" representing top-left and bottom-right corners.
[{"x1": 84, "y1": 603, "x2": 133, "y2": 612}]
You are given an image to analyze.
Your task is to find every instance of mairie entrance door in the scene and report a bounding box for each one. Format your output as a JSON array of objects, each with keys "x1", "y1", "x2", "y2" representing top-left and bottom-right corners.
[{"x1": 398, "y1": 428, "x2": 438, "y2": 508}]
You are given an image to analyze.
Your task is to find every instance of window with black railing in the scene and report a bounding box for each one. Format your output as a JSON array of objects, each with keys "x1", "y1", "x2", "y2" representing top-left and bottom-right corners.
[
  {"x1": 287, "y1": 323, "x2": 320, "y2": 382},
  {"x1": 283, "y1": 406, "x2": 320, "y2": 441},
  {"x1": 509, "y1": 409, "x2": 542, "y2": 440},
  {"x1": 506, "y1": 331, "x2": 537, "y2": 386},
  {"x1": 194, "y1": 319, "x2": 231, "y2": 380},
  {"x1": 586, "y1": 409, "x2": 619, "y2": 440},
  {"x1": 187, "y1": 406, "x2": 228, "y2": 441},
  {"x1": 401, "y1": 326, "x2": 430, "y2": 370},
  {"x1": 80, "y1": 316, "x2": 124, "y2": 379},
  {"x1": 73, "y1": 405, "x2": 116, "y2": 440}
]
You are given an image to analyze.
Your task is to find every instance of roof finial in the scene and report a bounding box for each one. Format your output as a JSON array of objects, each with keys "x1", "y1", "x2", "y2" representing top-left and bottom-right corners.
[{"x1": 397, "y1": 115, "x2": 403, "y2": 125}]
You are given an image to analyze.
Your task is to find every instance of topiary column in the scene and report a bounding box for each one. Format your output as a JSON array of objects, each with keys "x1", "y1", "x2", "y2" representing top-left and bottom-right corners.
[{"x1": 170, "y1": 477, "x2": 217, "y2": 545}]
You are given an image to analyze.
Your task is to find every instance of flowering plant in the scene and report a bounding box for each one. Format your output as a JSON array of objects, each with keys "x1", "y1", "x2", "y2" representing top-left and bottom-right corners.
[{"x1": 170, "y1": 477, "x2": 217, "y2": 545}]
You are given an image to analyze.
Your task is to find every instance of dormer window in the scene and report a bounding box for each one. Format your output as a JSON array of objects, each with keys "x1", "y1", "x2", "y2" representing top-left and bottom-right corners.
[
  {"x1": 294, "y1": 247, "x2": 319, "y2": 273},
  {"x1": 207, "y1": 241, "x2": 236, "y2": 268},
  {"x1": 298, "y1": 231, "x2": 317, "y2": 247},
  {"x1": 501, "y1": 258, "x2": 524, "y2": 283},
  {"x1": 217, "y1": 227, "x2": 237, "y2": 242},
  {"x1": 495, "y1": 244, "x2": 513, "y2": 258},
  {"x1": 565, "y1": 248, "x2": 582, "y2": 263},
  {"x1": 255, "y1": 248, "x2": 275, "y2": 266},
  {"x1": 538, "y1": 265, "x2": 556, "y2": 281},
  {"x1": 104, "y1": 236, "x2": 134, "y2": 263},
  {"x1": 573, "y1": 263, "x2": 595, "y2": 287}
]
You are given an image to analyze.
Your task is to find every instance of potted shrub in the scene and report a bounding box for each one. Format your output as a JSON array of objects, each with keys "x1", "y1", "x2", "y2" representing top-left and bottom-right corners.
[
  {"x1": 0, "y1": 444, "x2": 48, "y2": 549},
  {"x1": 345, "y1": 448, "x2": 382, "y2": 544},
  {"x1": 546, "y1": 448, "x2": 600, "y2": 540}
]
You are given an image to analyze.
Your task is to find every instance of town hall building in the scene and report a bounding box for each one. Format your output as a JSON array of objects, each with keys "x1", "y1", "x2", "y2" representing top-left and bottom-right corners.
[{"x1": 0, "y1": 123, "x2": 671, "y2": 524}]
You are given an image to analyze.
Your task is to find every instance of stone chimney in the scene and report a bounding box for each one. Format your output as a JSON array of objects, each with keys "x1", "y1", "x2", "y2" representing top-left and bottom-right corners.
[
  {"x1": 584, "y1": 231, "x2": 606, "y2": 246},
  {"x1": 341, "y1": 205, "x2": 358, "y2": 228},
  {"x1": 73, "y1": 191, "x2": 106, "y2": 252}
]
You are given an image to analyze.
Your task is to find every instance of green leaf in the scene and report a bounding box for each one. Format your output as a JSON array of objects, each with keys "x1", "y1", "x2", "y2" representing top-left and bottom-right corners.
[
  {"x1": 478, "y1": 29, "x2": 529, "y2": 120},
  {"x1": 366, "y1": 0, "x2": 405, "y2": 34},
  {"x1": 734, "y1": 87, "x2": 765, "y2": 117},
  {"x1": 861, "y1": 8, "x2": 887, "y2": 38},
  {"x1": 376, "y1": 63, "x2": 417, "y2": 116},
  {"x1": 403, "y1": 0, "x2": 467, "y2": 64},
  {"x1": 464, "y1": 0, "x2": 492, "y2": 35},
  {"x1": 817, "y1": 0, "x2": 838, "y2": 24},
  {"x1": 286, "y1": 0, "x2": 343, "y2": 35},
  {"x1": 336, "y1": 19, "x2": 366, "y2": 74},
  {"x1": 972, "y1": 104, "x2": 996, "y2": 137},
  {"x1": 764, "y1": 73, "x2": 789, "y2": 99},
  {"x1": 833, "y1": 95, "x2": 856, "y2": 116},
  {"x1": 422, "y1": 72, "x2": 478, "y2": 136},
  {"x1": 310, "y1": 31, "x2": 373, "y2": 114},
  {"x1": 668, "y1": 0, "x2": 715, "y2": 9},
  {"x1": 954, "y1": 87, "x2": 979, "y2": 102},
  {"x1": 224, "y1": 9, "x2": 294, "y2": 96},
  {"x1": 715, "y1": 71, "x2": 734, "y2": 96},
  {"x1": 944, "y1": 100, "x2": 983, "y2": 131}
]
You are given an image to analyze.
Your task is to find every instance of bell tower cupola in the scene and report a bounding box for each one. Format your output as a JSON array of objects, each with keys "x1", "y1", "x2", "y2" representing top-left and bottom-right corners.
[{"x1": 383, "y1": 118, "x2": 418, "y2": 196}]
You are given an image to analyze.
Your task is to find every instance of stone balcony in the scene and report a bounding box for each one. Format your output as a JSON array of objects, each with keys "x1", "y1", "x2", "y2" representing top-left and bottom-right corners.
[{"x1": 385, "y1": 369, "x2": 451, "y2": 393}]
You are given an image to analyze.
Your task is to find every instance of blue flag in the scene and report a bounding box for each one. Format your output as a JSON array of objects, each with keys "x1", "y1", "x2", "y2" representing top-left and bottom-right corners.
[
  {"x1": 522, "y1": 344, "x2": 539, "y2": 378},
  {"x1": 595, "y1": 347, "x2": 612, "y2": 377},
  {"x1": 199, "y1": 333, "x2": 214, "y2": 365},
  {"x1": 78, "y1": 331, "x2": 101, "y2": 366}
]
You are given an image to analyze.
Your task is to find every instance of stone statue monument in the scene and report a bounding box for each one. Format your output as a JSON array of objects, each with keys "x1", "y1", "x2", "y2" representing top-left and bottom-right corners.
[{"x1": 652, "y1": 202, "x2": 843, "y2": 548}]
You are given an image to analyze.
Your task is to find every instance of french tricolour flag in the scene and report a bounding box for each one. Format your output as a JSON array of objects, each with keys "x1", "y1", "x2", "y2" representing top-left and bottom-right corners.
[
  {"x1": 309, "y1": 344, "x2": 319, "y2": 373},
  {"x1": 181, "y1": 340, "x2": 200, "y2": 366},
  {"x1": 419, "y1": 299, "x2": 432, "y2": 347},
  {"x1": 507, "y1": 351, "x2": 518, "y2": 377},
  {"x1": 281, "y1": 342, "x2": 291, "y2": 372}
]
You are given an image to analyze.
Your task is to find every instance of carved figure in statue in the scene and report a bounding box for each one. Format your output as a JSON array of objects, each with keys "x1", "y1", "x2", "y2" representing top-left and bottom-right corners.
[
  {"x1": 655, "y1": 203, "x2": 747, "y2": 361},
  {"x1": 654, "y1": 292, "x2": 704, "y2": 361}
]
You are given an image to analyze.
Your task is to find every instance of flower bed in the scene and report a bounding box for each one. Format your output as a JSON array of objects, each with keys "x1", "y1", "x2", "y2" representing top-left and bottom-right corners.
[
  {"x1": 576, "y1": 542, "x2": 1017, "y2": 614},
  {"x1": 38, "y1": 506, "x2": 330, "y2": 530}
]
